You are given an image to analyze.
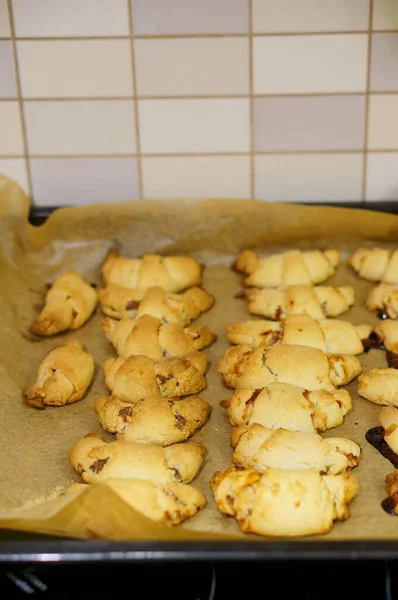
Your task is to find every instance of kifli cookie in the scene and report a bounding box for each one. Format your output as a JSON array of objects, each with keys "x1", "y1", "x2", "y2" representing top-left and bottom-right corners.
[
  {"x1": 235, "y1": 249, "x2": 340, "y2": 288},
  {"x1": 225, "y1": 383, "x2": 352, "y2": 441},
  {"x1": 102, "y1": 251, "x2": 202, "y2": 292},
  {"x1": 94, "y1": 394, "x2": 211, "y2": 446},
  {"x1": 349, "y1": 247, "x2": 398, "y2": 283},
  {"x1": 218, "y1": 343, "x2": 361, "y2": 389},
  {"x1": 233, "y1": 424, "x2": 360, "y2": 475},
  {"x1": 366, "y1": 284, "x2": 398, "y2": 319},
  {"x1": 244, "y1": 285, "x2": 354, "y2": 320},
  {"x1": 379, "y1": 406, "x2": 398, "y2": 454},
  {"x1": 68, "y1": 479, "x2": 206, "y2": 526},
  {"x1": 102, "y1": 314, "x2": 216, "y2": 360},
  {"x1": 210, "y1": 466, "x2": 358, "y2": 537},
  {"x1": 99, "y1": 285, "x2": 214, "y2": 325},
  {"x1": 227, "y1": 314, "x2": 371, "y2": 355},
  {"x1": 31, "y1": 270, "x2": 97, "y2": 336},
  {"x1": 103, "y1": 353, "x2": 207, "y2": 403},
  {"x1": 24, "y1": 339, "x2": 94, "y2": 410},
  {"x1": 358, "y1": 368, "x2": 398, "y2": 406},
  {"x1": 69, "y1": 434, "x2": 206, "y2": 484}
]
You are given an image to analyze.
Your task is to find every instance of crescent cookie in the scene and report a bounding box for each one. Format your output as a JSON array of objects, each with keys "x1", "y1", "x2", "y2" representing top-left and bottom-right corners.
[
  {"x1": 235, "y1": 249, "x2": 340, "y2": 288},
  {"x1": 103, "y1": 353, "x2": 207, "y2": 403},
  {"x1": 227, "y1": 314, "x2": 370, "y2": 355},
  {"x1": 24, "y1": 339, "x2": 94, "y2": 410},
  {"x1": 210, "y1": 466, "x2": 358, "y2": 537},
  {"x1": 366, "y1": 284, "x2": 398, "y2": 319},
  {"x1": 218, "y1": 343, "x2": 361, "y2": 389},
  {"x1": 225, "y1": 383, "x2": 352, "y2": 442},
  {"x1": 94, "y1": 394, "x2": 211, "y2": 446},
  {"x1": 232, "y1": 424, "x2": 360, "y2": 475},
  {"x1": 102, "y1": 251, "x2": 202, "y2": 292},
  {"x1": 68, "y1": 479, "x2": 206, "y2": 526},
  {"x1": 31, "y1": 270, "x2": 97, "y2": 336},
  {"x1": 98, "y1": 285, "x2": 214, "y2": 325},
  {"x1": 244, "y1": 285, "x2": 354, "y2": 321},
  {"x1": 349, "y1": 247, "x2": 398, "y2": 283},
  {"x1": 69, "y1": 434, "x2": 206, "y2": 484},
  {"x1": 358, "y1": 369, "x2": 398, "y2": 406},
  {"x1": 102, "y1": 314, "x2": 216, "y2": 360},
  {"x1": 379, "y1": 406, "x2": 398, "y2": 454}
]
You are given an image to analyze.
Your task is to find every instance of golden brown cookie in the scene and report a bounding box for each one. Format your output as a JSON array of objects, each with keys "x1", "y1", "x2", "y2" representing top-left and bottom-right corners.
[
  {"x1": 349, "y1": 247, "x2": 398, "y2": 283},
  {"x1": 94, "y1": 394, "x2": 211, "y2": 446},
  {"x1": 103, "y1": 353, "x2": 207, "y2": 403},
  {"x1": 31, "y1": 270, "x2": 97, "y2": 336},
  {"x1": 67, "y1": 478, "x2": 206, "y2": 526},
  {"x1": 218, "y1": 343, "x2": 361, "y2": 389},
  {"x1": 102, "y1": 314, "x2": 216, "y2": 359},
  {"x1": 232, "y1": 424, "x2": 360, "y2": 474},
  {"x1": 102, "y1": 251, "x2": 202, "y2": 292},
  {"x1": 69, "y1": 434, "x2": 206, "y2": 484},
  {"x1": 210, "y1": 466, "x2": 358, "y2": 537},
  {"x1": 225, "y1": 382, "x2": 352, "y2": 440},
  {"x1": 358, "y1": 368, "x2": 398, "y2": 406},
  {"x1": 244, "y1": 285, "x2": 355, "y2": 320},
  {"x1": 99, "y1": 285, "x2": 214, "y2": 325},
  {"x1": 235, "y1": 249, "x2": 340, "y2": 288},
  {"x1": 227, "y1": 314, "x2": 370, "y2": 355},
  {"x1": 24, "y1": 339, "x2": 95, "y2": 410},
  {"x1": 366, "y1": 284, "x2": 398, "y2": 319},
  {"x1": 379, "y1": 406, "x2": 398, "y2": 454}
]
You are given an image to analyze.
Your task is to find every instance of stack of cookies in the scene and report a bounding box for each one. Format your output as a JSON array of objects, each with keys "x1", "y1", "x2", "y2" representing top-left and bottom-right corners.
[{"x1": 211, "y1": 248, "x2": 364, "y2": 537}]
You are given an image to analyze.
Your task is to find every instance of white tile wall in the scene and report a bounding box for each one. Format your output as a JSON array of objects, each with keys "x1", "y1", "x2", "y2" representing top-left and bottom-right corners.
[{"x1": 0, "y1": 102, "x2": 24, "y2": 155}]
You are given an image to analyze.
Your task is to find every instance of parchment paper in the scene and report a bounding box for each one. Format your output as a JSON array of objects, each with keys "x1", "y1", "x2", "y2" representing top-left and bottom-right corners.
[{"x1": 1, "y1": 174, "x2": 398, "y2": 541}]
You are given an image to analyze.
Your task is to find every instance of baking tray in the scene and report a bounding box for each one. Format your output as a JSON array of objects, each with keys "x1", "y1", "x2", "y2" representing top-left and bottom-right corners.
[{"x1": 0, "y1": 201, "x2": 395, "y2": 563}]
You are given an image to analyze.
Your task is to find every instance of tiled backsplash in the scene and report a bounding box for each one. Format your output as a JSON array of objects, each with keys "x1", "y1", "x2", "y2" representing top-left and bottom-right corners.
[{"x1": 1, "y1": 0, "x2": 398, "y2": 205}]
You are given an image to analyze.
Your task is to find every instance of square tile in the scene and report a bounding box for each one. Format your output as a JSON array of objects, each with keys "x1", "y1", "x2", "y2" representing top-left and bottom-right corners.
[
  {"x1": 0, "y1": 159, "x2": 28, "y2": 193},
  {"x1": 368, "y1": 95, "x2": 398, "y2": 149},
  {"x1": 0, "y1": 101, "x2": 24, "y2": 154},
  {"x1": 370, "y1": 34, "x2": 398, "y2": 91},
  {"x1": 12, "y1": 0, "x2": 129, "y2": 37},
  {"x1": 132, "y1": 0, "x2": 248, "y2": 35},
  {"x1": 254, "y1": 154, "x2": 363, "y2": 202},
  {"x1": 142, "y1": 156, "x2": 250, "y2": 199},
  {"x1": 373, "y1": 0, "x2": 398, "y2": 30},
  {"x1": 0, "y1": 0, "x2": 10, "y2": 36},
  {"x1": 366, "y1": 153, "x2": 398, "y2": 200},
  {"x1": 253, "y1": 34, "x2": 368, "y2": 94},
  {"x1": 252, "y1": 0, "x2": 369, "y2": 33},
  {"x1": 254, "y1": 96, "x2": 365, "y2": 151},
  {"x1": 30, "y1": 158, "x2": 139, "y2": 205},
  {"x1": 17, "y1": 40, "x2": 133, "y2": 98},
  {"x1": 0, "y1": 42, "x2": 17, "y2": 98},
  {"x1": 25, "y1": 100, "x2": 136, "y2": 155},
  {"x1": 138, "y1": 99, "x2": 250, "y2": 153},
  {"x1": 134, "y1": 38, "x2": 249, "y2": 96}
]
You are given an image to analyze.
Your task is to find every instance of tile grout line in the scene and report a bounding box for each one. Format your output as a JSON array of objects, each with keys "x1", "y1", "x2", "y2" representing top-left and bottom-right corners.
[
  {"x1": 128, "y1": 0, "x2": 144, "y2": 199},
  {"x1": 7, "y1": 0, "x2": 33, "y2": 198},
  {"x1": 362, "y1": 0, "x2": 374, "y2": 204},
  {"x1": 248, "y1": 0, "x2": 255, "y2": 199}
]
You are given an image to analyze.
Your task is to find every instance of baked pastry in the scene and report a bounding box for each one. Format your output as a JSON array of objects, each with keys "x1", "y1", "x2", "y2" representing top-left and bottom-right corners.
[
  {"x1": 68, "y1": 479, "x2": 206, "y2": 526},
  {"x1": 233, "y1": 424, "x2": 360, "y2": 474},
  {"x1": 227, "y1": 314, "x2": 370, "y2": 355},
  {"x1": 103, "y1": 353, "x2": 207, "y2": 403},
  {"x1": 31, "y1": 270, "x2": 97, "y2": 336},
  {"x1": 102, "y1": 314, "x2": 216, "y2": 360},
  {"x1": 24, "y1": 339, "x2": 94, "y2": 410},
  {"x1": 366, "y1": 284, "x2": 398, "y2": 319},
  {"x1": 235, "y1": 249, "x2": 340, "y2": 288},
  {"x1": 94, "y1": 394, "x2": 211, "y2": 446},
  {"x1": 210, "y1": 466, "x2": 358, "y2": 537},
  {"x1": 379, "y1": 406, "x2": 398, "y2": 454},
  {"x1": 99, "y1": 285, "x2": 213, "y2": 325},
  {"x1": 69, "y1": 434, "x2": 206, "y2": 484},
  {"x1": 218, "y1": 343, "x2": 361, "y2": 389},
  {"x1": 358, "y1": 369, "x2": 398, "y2": 406},
  {"x1": 349, "y1": 247, "x2": 398, "y2": 283},
  {"x1": 244, "y1": 285, "x2": 355, "y2": 320},
  {"x1": 225, "y1": 383, "x2": 352, "y2": 442},
  {"x1": 102, "y1": 251, "x2": 202, "y2": 292}
]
